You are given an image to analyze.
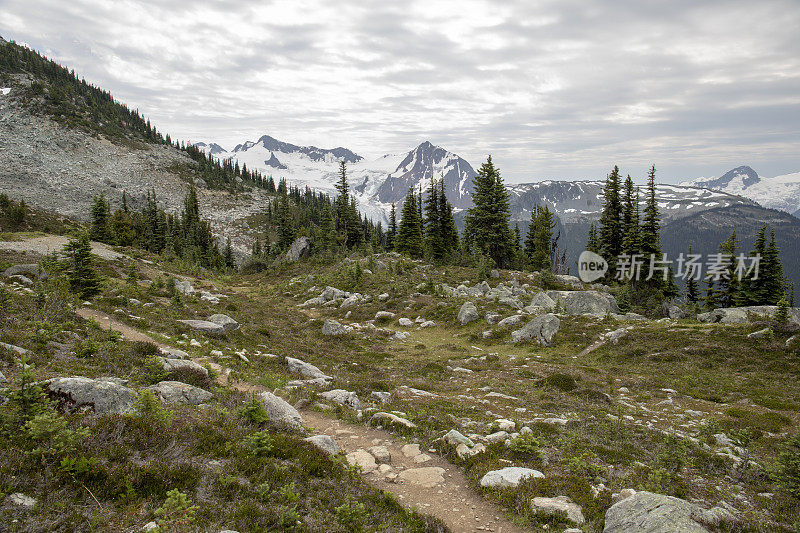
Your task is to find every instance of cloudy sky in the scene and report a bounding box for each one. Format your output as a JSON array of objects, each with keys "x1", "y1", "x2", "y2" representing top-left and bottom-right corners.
[{"x1": 2, "y1": 0, "x2": 799, "y2": 183}]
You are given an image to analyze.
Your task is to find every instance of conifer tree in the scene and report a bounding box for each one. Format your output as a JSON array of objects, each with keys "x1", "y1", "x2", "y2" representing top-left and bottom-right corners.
[
  {"x1": 685, "y1": 245, "x2": 699, "y2": 303},
  {"x1": 587, "y1": 222, "x2": 599, "y2": 253},
  {"x1": 63, "y1": 233, "x2": 101, "y2": 299},
  {"x1": 223, "y1": 238, "x2": 235, "y2": 269},
  {"x1": 762, "y1": 228, "x2": 785, "y2": 305},
  {"x1": 90, "y1": 194, "x2": 111, "y2": 243},
  {"x1": 641, "y1": 165, "x2": 662, "y2": 259},
  {"x1": 464, "y1": 156, "x2": 514, "y2": 268},
  {"x1": 395, "y1": 187, "x2": 424, "y2": 258},
  {"x1": 438, "y1": 181, "x2": 459, "y2": 257},
  {"x1": 424, "y1": 179, "x2": 443, "y2": 260},
  {"x1": 387, "y1": 203, "x2": 397, "y2": 251},
  {"x1": 621, "y1": 179, "x2": 641, "y2": 256},
  {"x1": 597, "y1": 165, "x2": 623, "y2": 273},
  {"x1": 525, "y1": 204, "x2": 555, "y2": 271}
]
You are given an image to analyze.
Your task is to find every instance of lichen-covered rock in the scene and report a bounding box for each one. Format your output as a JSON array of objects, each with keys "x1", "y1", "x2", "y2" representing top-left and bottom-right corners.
[
  {"x1": 305, "y1": 435, "x2": 340, "y2": 455},
  {"x1": 321, "y1": 319, "x2": 351, "y2": 336},
  {"x1": 531, "y1": 496, "x2": 585, "y2": 525},
  {"x1": 286, "y1": 356, "x2": 332, "y2": 381},
  {"x1": 285, "y1": 236, "x2": 311, "y2": 262},
  {"x1": 44, "y1": 376, "x2": 138, "y2": 415},
  {"x1": 603, "y1": 491, "x2": 733, "y2": 533},
  {"x1": 207, "y1": 314, "x2": 239, "y2": 331},
  {"x1": 177, "y1": 319, "x2": 225, "y2": 334},
  {"x1": 145, "y1": 381, "x2": 212, "y2": 405},
  {"x1": 256, "y1": 391, "x2": 304, "y2": 429},
  {"x1": 158, "y1": 357, "x2": 209, "y2": 378},
  {"x1": 512, "y1": 313, "x2": 560, "y2": 345},
  {"x1": 319, "y1": 389, "x2": 362, "y2": 411},
  {"x1": 480, "y1": 467, "x2": 544, "y2": 488},
  {"x1": 458, "y1": 301, "x2": 479, "y2": 325}
]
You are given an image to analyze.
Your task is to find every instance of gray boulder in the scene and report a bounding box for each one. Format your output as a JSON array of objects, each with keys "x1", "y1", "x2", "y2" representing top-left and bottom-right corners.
[
  {"x1": 322, "y1": 319, "x2": 351, "y2": 336},
  {"x1": 370, "y1": 412, "x2": 416, "y2": 429},
  {"x1": 207, "y1": 314, "x2": 239, "y2": 331},
  {"x1": 497, "y1": 314, "x2": 525, "y2": 328},
  {"x1": 668, "y1": 305, "x2": 687, "y2": 319},
  {"x1": 443, "y1": 429, "x2": 474, "y2": 447},
  {"x1": 174, "y1": 279, "x2": 195, "y2": 295},
  {"x1": 7, "y1": 492, "x2": 37, "y2": 509},
  {"x1": 44, "y1": 376, "x2": 138, "y2": 415},
  {"x1": 603, "y1": 491, "x2": 732, "y2": 533},
  {"x1": 285, "y1": 236, "x2": 311, "y2": 262},
  {"x1": 698, "y1": 305, "x2": 800, "y2": 325},
  {"x1": 531, "y1": 496, "x2": 585, "y2": 525},
  {"x1": 257, "y1": 391, "x2": 304, "y2": 429},
  {"x1": 458, "y1": 301, "x2": 480, "y2": 325},
  {"x1": 498, "y1": 296, "x2": 523, "y2": 309},
  {"x1": 480, "y1": 467, "x2": 544, "y2": 488},
  {"x1": 512, "y1": 313, "x2": 560, "y2": 346},
  {"x1": 286, "y1": 356, "x2": 332, "y2": 381},
  {"x1": 3, "y1": 264, "x2": 47, "y2": 280},
  {"x1": 305, "y1": 434, "x2": 339, "y2": 455},
  {"x1": 319, "y1": 389, "x2": 362, "y2": 411},
  {"x1": 548, "y1": 290, "x2": 619, "y2": 316},
  {"x1": 160, "y1": 347, "x2": 190, "y2": 360},
  {"x1": 145, "y1": 381, "x2": 212, "y2": 405},
  {"x1": 0, "y1": 341, "x2": 31, "y2": 355},
  {"x1": 158, "y1": 357, "x2": 209, "y2": 378},
  {"x1": 177, "y1": 320, "x2": 225, "y2": 334},
  {"x1": 0, "y1": 370, "x2": 7, "y2": 387},
  {"x1": 530, "y1": 291, "x2": 556, "y2": 311}
]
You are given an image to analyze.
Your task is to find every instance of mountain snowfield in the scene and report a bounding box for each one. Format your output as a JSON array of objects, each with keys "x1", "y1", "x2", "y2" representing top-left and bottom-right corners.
[
  {"x1": 196, "y1": 137, "x2": 475, "y2": 225},
  {"x1": 195, "y1": 135, "x2": 795, "y2": 225},
  {"x1": 682, "y1": 166, "x2": 800, "y2": 217}
]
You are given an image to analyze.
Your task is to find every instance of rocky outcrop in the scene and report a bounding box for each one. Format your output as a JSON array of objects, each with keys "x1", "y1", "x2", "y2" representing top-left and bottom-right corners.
[
  {"x1": 285, "y1": 236, "x2": 311, "y2": 262},
  {"x1": 257, "y1": 391, "x2": 304, "y2": 430},
  {"x1": 548, "y1": 290, "x2": 619, "y2": 316},
  {"x1": 480, "y1": 467, "x2": 544, "y2": 488},
  {"x1": 458, "y1": 301, "x2": 479, "y2": 325},
  {"x1": 207, "y1": 314, "x2": 239, "y2": 331},
  {"x1": 319, "y1": 389, "x2": 362, "y2": 411},
  {"x1": 286, "y1": 357, "x2": 332, "y2": 381},
  {"x1": 531, "y1": 496, "x2": 585, "y2": 525},
  {"x1": 603, "y1": 491, "x2": 735, "y2": 533},
  {"x1": 44, "y1": 376, "x2": 138, "y2": 415},
  {"x1": 304, "y1": 435, "x2": 339, "y2": 455},
  {"x1": 512, "y1": 313, "x2": 560, "y2": 345},
  {"x1": 158, "y1": 357, "x2": 209, "y2": 378},
  {"x1": 321, "y1": 319, "x2": 351, "y2": 336},
  {"x1": 177, "y1": 320, "x2": 225, "y2": 334},
  {"x1": 698, "y1": 305, "x2": 800, "y2": 325},
  {"x1": 145, "y1": 381, "x2": 212, "y2": 405}
]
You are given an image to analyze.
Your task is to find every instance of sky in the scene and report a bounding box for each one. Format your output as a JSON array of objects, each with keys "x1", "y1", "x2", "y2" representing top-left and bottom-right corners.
[{"x1": 2, "y1": 0, "x2": 799, "y2": 184}]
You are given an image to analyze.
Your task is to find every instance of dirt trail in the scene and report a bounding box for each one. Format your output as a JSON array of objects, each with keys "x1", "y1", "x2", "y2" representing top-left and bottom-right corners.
[{"x1": 78, "y1": 307, "x2": 526, "y2": 533}]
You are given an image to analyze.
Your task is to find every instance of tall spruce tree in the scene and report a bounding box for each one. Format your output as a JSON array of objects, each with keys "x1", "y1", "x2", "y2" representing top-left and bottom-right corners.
[
  {"x1": 424, "y1": 178, "x2": 443, "y2": 260},
  {"x1": 685, "y1": 245, "x2": 700, "y2": 303},
  {"x1": 395, "y1": 187, "x2": 424, "y2": 258},
  {"x1": 438, "y1": 180, "x2": 459, "y2": 257},
  {"x1": 464, "y1": 156, "x2": 514, "y2": 268},
  {"x1": 525, "y1": 204, "x2": 556, "y2": 271},
  {"x1": 90, "y1": 194, "x2": 111, "y2": 243},
  {"x1": 641, "y1": 165, "x2": 662, "y2": 258},
  {"x1": 63, "y1": 233, "x2": 102, "y2": 299},
  {"x1": 587, "y1": 222, "x2": 599, "y2": 253},
  {"x1": 387, "y1": 203, "x2": 397, "y2": 251},
  {"x1": 597, "y1": 165, "x2": 623, "y2": 273},
  {"x1": 621, "y1": 178, "x2": 641, "y2": 256}
]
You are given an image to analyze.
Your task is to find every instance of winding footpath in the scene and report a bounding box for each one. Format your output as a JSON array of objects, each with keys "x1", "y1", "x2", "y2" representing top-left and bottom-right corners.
[{"x1": 77, "y1": 307, "x2": 526, "y2": 533}]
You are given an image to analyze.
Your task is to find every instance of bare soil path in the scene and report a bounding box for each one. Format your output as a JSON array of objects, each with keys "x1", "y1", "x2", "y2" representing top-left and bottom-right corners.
[{"x1": 77, "y1": 307, "x2": 527, "y2": 533}]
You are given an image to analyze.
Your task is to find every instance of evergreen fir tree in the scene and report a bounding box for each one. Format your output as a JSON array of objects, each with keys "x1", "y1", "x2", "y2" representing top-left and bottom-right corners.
[
  {"x1": 587, "y1": 222, "x2": 599, "y2": 253},
  {"x1": 464, "y1": 156, "x2": 514, "y2": 268},
  {"x1": 438, "y1": 181, "x2": 459, "y2": 257},
  {"x1": 395, "y1": 187, "x2": 424, "y2": 258},
  {"x1": 424, "y1": 178, "x2": 443, "y2": 260},
  {"x1": 685, "y1": 245, "x2": 699, "y2": 303},
  {"x1": 525, "y1": 204, "x2": 555, "y2": 271},
  {"x1": 597, "y1": 165, "x2": 623, "y2": 274},
  {"x1": 762, "y1": 228, "x2": 785, "y2": 305},
  {"x1": 223, "y1": 238, "x2": 235, "y2": 269},
  {"x1": 621, "y1": 180, "x2": 641, "y2": 256},
  {"x1": 641, "y1": 165, "x2": 662, "y2": 258},
  {"x1": 717, "y1": 230, "x2": 740, "y2": 308},
  {"x1": 90, "y1": 193, "x2": 111, "y2": 243},
  {"x1": 387, "y1": 203, "x2": 397, "y2": 251},
  {"x1": 62, "y1": 233, "x2": 101, "y2": 299}
]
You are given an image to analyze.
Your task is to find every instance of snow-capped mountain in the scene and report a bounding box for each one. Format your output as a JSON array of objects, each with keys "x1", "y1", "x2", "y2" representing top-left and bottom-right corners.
[
  {"x1": 195, "y1": 137, "x2": 475, "y2": 224},
  {"x1": 196, "y1": 135, "x2": 763, "y2": 228},
  {"x1": 681, "y1": 166, "x2": 800, "y2": 216},
  {"x1": 506, "y1": 180, "x2": 755, "y2": 224}
]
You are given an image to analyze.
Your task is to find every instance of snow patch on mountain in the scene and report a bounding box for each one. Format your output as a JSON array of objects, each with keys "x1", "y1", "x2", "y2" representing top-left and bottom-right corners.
[{"x1": 682, "y1": 166, "x2": 800, "y2": 215}]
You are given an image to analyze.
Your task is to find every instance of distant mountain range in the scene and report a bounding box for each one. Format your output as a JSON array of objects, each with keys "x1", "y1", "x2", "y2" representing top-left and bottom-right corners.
[
  {"x1": 196, "y1": 135, "x2": 777, "y2": 226},
  {"x1": 681, "y1": 165, "x2": 800, "y2": 216}
]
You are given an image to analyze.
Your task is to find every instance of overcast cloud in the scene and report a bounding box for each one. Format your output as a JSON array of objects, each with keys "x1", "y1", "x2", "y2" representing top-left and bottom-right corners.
[{"x1": 2, "y1": 0, "x2": 799, "y2": 183}]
